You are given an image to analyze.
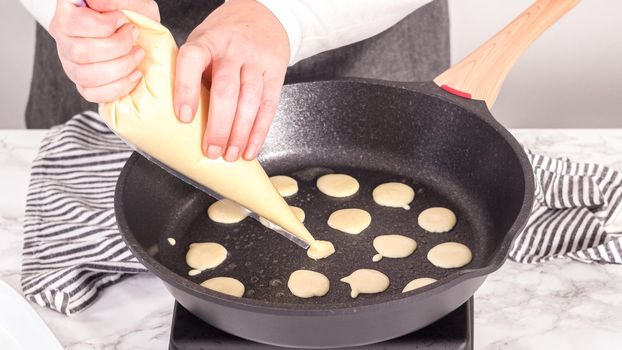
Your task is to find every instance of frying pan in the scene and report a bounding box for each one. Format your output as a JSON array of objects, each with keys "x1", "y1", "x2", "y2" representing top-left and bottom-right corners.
[{"x1": 114, "y1": 0, "x2": 577, "y2": 348}]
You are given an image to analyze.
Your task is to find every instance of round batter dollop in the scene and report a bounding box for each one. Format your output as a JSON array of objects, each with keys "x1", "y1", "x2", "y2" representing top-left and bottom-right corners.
[
  {"x1": 327, "y1": 208, "x2": 372, "y2": 234},
  {"x1": 269, "y1": 175, "x2": 298, "y2": 197},
  {"x1": 418, "y1": 207, "x2": 457, "y2": 233},
  {"x1": 316, "y1": 174, "x2": 360, "y2": 197},
  {"x1": 186, "y1": 242, "x2": 228, "y2": 270},
  {"x1": 260, "y1": 206, "x2": 305, "y2": 228},
  {"x1": 200, "y1": 277, "x2": 245, "y2": 297},
  {"x1": 372, "y1": 234, "x2": 417, "y2": 262},
  {"x1": 372, "y1": 182, "x2": 415, "y2": 209},
  {"x1": 307, "y1": 240, "x2": 335, "y2": 260},
  {"x1": 340, "y1": 269, "x2": 390, "y2": 298},
  {"x1": 402, "y1": 278, "x2": 437, "y2": 292},
  {"x1": 287, "y1": 270, "x2": 330, "y2": 298},
  {"x1": 207, "y1": 199, "x2": 249, "y2": 224},
  {"x1": 427, "y1": 242, "x2": 472, "y2": 268}
]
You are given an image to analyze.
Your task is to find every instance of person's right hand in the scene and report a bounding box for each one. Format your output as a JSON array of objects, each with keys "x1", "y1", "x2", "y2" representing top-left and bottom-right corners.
[{"x1": 49, "y1": 0, "x2": 160, "y2": 103}]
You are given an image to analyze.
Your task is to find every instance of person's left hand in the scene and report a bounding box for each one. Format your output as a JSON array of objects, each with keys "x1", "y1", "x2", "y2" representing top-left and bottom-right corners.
[{"x1": 173, "y1": 0, "x2": 290, "y2": 162}]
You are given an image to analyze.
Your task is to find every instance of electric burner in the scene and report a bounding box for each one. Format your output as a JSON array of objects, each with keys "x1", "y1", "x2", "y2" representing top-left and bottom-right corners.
[{"x1": 169, "y1": 298, "x2": 473, "y2": 349}]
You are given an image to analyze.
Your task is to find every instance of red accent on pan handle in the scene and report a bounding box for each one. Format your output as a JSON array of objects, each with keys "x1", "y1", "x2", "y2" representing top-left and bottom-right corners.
[
  {"x1": 440, "y1": 85, "x2": 472, "y2": 100},
  {"x1": 433, "y1": 0, "x2": 580, "y2": 108}
]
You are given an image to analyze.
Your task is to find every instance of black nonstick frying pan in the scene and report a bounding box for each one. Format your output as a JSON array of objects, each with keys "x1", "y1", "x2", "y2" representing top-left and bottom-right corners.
[{"x1": 114, "y1": 1, "x2": 578, "y2": 348}]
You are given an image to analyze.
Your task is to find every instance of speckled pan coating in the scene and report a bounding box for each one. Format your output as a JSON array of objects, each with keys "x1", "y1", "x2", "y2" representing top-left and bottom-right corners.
[{"x1": 115, "y1": 80, "x2": 534, "y2": 348}]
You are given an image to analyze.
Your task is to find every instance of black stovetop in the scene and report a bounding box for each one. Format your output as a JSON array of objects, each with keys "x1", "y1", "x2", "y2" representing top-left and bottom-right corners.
[{"x1": 170, "y1": 298, "x2": 473, "y2": 350}]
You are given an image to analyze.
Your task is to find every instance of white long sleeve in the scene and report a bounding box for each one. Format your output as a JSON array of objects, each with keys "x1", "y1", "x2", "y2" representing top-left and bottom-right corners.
[
  {"x1": 256, "y1": 0, "x2": 433, "y2": 65},
  {"x1": 19, "y1": 0, "x2": 432, "y2": 65},
  {"x1": 19, "y1": 0, "x2": 56, "y2": 30}
]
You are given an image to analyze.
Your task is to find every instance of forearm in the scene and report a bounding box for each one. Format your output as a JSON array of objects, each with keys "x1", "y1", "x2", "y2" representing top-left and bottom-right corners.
[
  {"x1": 257, "y1": 0, "x2": 433, "y2": 65},
  {"x1": 19, "y1": 0, "x2": 56, "y2": 29}
]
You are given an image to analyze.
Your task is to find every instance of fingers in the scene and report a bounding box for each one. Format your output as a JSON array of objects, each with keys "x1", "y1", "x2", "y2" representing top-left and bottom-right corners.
[
  {"x1": 87, "y1": 0, "x2": 124, "y2": 11},
  {"x1": 76, "y1": 69, "x2": 143, "y2": 103},
  {"x1": 53, "y1": 1, "x2": 125, "y2": 38},
  {"x1": 175, "y1": 39, "x2": 273, "y2": 161},
  {"x1": 171, "y1": 0, "x2": 290, "y2": 162},
  {"x1": 223, "y1": 65, "x2": 263, "y2": 161},
  {"x1": 243, "y1": 71, "x2": 285, "y2": 160},
  {"x1": 174, "y1": 42, "x2": 213, "y2": 123},
  {"x1": 87, "y1": 0, "x2": 161, "y2": 22},
  {"x1": 56, "y1": 23, "x2": 137, "y2": 64},
  {"x1": 49, "y1": 0, "x2": 160, "y2": 104},
  {"x1": 62, "y1": 46, "x2": 145, "y2": 88},
  {"x1": 202, "y1": 59, "x2": 242, "y2": 159}
]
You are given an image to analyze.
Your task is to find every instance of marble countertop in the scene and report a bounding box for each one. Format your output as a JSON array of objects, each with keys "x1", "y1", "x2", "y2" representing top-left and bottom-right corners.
[{"x1": 1, "y1": 129, "x2": 622, "y2": 349}]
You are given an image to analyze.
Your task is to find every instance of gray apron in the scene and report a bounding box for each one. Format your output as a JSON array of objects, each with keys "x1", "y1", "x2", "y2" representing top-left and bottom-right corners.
[{"x1": 25, "y1": 0, "x2": 449, "y2": 128}]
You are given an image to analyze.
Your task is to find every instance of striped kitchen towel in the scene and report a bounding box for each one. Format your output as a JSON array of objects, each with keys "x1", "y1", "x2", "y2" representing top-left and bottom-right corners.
[
  {"x1": 21, "y1": 112, "x2": 622, "y2": 315},
  {"x1": 509, "y1": 149, "x2": 622, "y2": 263},
  {"x1": 22, "y1": 112, "x2": 145, "y2": 315}
]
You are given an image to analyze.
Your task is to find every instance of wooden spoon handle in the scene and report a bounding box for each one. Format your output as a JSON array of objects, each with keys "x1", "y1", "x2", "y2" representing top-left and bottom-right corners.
[{"x1": 434, "y1": 0, "x2": 580, "y2": 108}]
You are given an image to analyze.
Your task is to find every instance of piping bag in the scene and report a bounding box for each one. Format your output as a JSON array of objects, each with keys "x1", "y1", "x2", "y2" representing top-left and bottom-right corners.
[{"x1": 98, "y1": 11, "x2": 319, "y2": 251}]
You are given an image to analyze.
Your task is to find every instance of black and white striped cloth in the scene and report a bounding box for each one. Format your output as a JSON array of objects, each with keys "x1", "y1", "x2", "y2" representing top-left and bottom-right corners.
[
  {"x1": 22, "y1": 113, "x2": 146, "y2": 315},
  {"x1": 21, "y1": 113, "x2": 622, "y2": 315},
  {"x1": 509, "y1": 149, "x2": 622, "y2": 264}
]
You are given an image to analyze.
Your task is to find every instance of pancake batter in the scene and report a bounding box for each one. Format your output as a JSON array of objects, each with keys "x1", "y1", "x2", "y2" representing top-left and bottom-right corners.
[
  {"x1": 427, "y1": 242, "x2": 472, "y2": 268},
  {"x1": 287, "y1": 270, "x2": 330, "y2": 298},
  {"x1": 372, "y1": 182, "x2": 415, "y2": 209},
  {"x1": 200, "y1": 277, "x2": 245, "y2": 297},
  {"x1": 316, "y1": 174, "x2": 360, "y2": 197},
  {"x1": 207, "y1": 199, "x2": 249, "y2": 224},
  {"x1": 402, "y1": 277, "x2": 437, "y2": 292},
  {"x1": 260, "y1": 206, "x2": 305, "y2": 227},
  {"x1": 270, "y1": 175, "x2": 299, "y2": 197},
  {"x1": 327, "y1": 208, "x2": 372, "y2": 234},
  {"x1": 307, "y1": 240, "x2": 336, "y2": 260},
  {"x1": 372, "y1": 234, "x2": 417, "y2": 262},
  {"x1": 167, "y1": 237, "x2": 176, "y2": 246},
  {"x1": 186, "y1": 242, "x2": 228, "y2": 270},
  {"x1": 98, "y1": 12, "x2": 318, "y2": 247},
  {"x1": 418, "y1": 207, "x2": 457, "y2": 233},
  {"x1": 340, "y1": 269, "x2": 389, "y2": 298}
]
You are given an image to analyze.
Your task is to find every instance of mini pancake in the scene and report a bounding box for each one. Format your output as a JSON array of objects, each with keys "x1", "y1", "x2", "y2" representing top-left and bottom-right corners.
[
  {"x1": 186, "y1": 242, "x2": 228, "y2": 270},
  {"x1": 402, "y1": 278, "x2": 437, "y2": 292},
  {"x1": 340, "y1": 269, "x2": 389, "y2": 298},
  {"x1": 316, "y1": 174, "x2": 360, "y2": 197},
  {"x1": 372, "y1": 182, "x2": 415, "y2": 209},
  {"x1": 427, "y1": 242, "x2": 472, "y2": 268},
  {"x1": 372, "y1": 234, "x2": 417, "y2": 262},
  {"x1": 270, "y1": 175, "x2": 299, "y2": 197},
  {"x1": 201, "y1": 277, "x2": 245, "y2": 297},
  {"x1": 287, "y1": 270, "x2": 330, "y2": 298},
  {"x1": 327, "y1": 208, "x2": 372, "y2": 234},
  {"x1": 307, "y1": 240, "x2": 336, "y2": 260},
  {"x1": 207, "y1": 199, "x2": 249, "y2": 224},
  {"x1": 418, "y1": 207, "x2": 457, "y2": 233}
]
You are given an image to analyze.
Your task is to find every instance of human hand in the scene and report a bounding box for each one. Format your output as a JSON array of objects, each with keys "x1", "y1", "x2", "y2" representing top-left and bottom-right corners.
[
  {"x1": 49, "y1": 0, "x2": 160, "y2": 103},
  {"x1": 173, "y1": 0, "x2": 290, "y2": 161}
]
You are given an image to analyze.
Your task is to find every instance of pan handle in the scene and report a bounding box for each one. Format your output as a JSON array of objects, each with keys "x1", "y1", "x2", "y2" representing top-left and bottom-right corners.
[{"x1": 434, "y1": 0, "x2": 580, "y2": 108}]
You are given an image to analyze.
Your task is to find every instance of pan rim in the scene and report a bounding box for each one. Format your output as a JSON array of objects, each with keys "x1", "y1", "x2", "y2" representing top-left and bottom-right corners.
[{"x1": 114, "y1": 80, "x2": 535, "y2": 315}]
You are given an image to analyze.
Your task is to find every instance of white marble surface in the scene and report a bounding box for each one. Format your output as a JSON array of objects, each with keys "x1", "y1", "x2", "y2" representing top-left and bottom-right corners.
[{"x1": 1, "y1": 129, "x2": 622, "y2": 349}]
